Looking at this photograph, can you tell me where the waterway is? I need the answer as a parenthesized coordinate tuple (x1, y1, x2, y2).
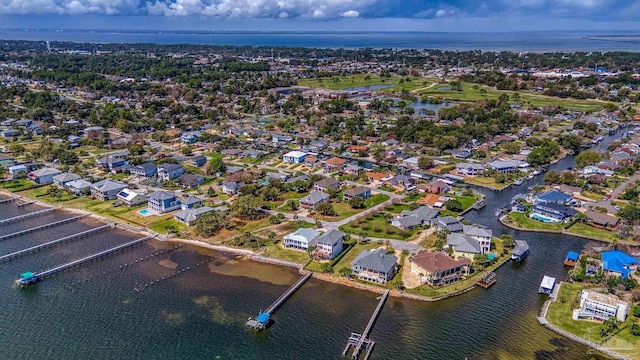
(0, 129, 626, 360)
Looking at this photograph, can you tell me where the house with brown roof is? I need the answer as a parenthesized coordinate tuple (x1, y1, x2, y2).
(584, 210, 620, 229)
(366, 172, 390, 182)
(421, 180, 450, 194)
(304, 156, 319, 165)
(324, 157, 346, 169)
(409, 251, 471, 286)
(417, 193, 445, 208)
(347, 145, 368, 153)
(313, 177, 340, 192)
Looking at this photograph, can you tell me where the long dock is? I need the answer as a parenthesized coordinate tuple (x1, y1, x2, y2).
(342, 290, 389, 360)
(18, 235, 155, 285)
(0, 207, 58, 226)
(0, 214, 88, 241)
(0, 197, 16, 204)
(0, 224, 113, 262)
(246, 272, 312, 330)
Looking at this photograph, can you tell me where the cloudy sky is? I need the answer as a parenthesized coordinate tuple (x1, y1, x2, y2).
(0, 0, 638, 31)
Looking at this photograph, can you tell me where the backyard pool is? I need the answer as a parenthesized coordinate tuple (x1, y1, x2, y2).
(137, 208, 151, 217)
(530, 214, 553, 223)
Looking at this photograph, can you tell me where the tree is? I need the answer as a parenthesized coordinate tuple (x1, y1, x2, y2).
(317, 202, 337, 216)
(320, 263, 334, 273)
(206, 154, 225, 175)
(445, 199, 463, 212)
(600, 317, 618, 338)
(501, 234, 514, 248)
(349, 196, 366, 209)
(288, 200, 298, 211)
(544, 170, 562, 185)
(207, 187, 216, 197)
(575, 150, 601, 169)
(268, 215, 281, 224)
(418, 156, 434, 170)
(55, 150, 79, 166)
(194, 212, 228, 237)
(181, 146, 192, 155)
(502, 142, 521, 155)
(232, 195, 265, 220)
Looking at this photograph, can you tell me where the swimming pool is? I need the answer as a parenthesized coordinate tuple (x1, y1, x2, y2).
(530, 214, 553, 223)
(137, 208, 151, 217)
(487, 253, 497, 262)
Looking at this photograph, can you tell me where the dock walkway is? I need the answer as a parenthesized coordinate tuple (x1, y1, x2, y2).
(342, 290, 389, 360)
(0, 207, 59, 226)
(0, 214, 88, 241)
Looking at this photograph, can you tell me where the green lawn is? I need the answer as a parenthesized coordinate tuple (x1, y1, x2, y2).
(453, 195, 478, 211)
(566, 223, 619, 242)
(384, 203, 413, 214)
(317, 201, 363, 221)
(339, 212, 418, 240)
(260, 244, 311, 265)
(147, 218, 188, 234)
(364, 193, 390, 207)
(464, 176, 510, 190)
(418, 81, 609, 112)
(0, 178, 38, 191)
(332, 242, 382, 273)
(547, 283, 640, 359)
(18, 185, 77, 202)
(506, 212, 566, 231)
(297, 74, 437, 92)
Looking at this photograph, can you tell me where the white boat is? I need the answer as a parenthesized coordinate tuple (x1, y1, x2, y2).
(514, 179, 524, 186)
(532, 170, 541, 176)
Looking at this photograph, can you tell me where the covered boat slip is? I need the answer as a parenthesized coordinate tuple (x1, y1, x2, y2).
(511, 240, 529, 262)
(539, 275, 556, 295)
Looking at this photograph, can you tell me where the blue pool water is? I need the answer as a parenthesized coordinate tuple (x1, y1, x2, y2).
(531, 214, 553, 223)
(137, 208, 151, 217)
(487, 253, 497, 261)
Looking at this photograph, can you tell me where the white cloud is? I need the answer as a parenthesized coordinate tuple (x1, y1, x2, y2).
(341, 10, 359, 17)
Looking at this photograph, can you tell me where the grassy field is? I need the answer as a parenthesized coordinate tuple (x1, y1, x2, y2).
(566, 223, 619, 242)
(418, 81, 610, 112)
(339, 212, 417, 240)
(297, 74, 437, 92)
(364, 193, 390, 207)
(453, 195, 478, 210)
(384, 203, 413, 214)
(0, 178, 39, 192)
(464, 176, 511, 190)
(260, 244, 311, 265)
(547, 283, 640, 359)
(316, 201, 363, 221)
(507, 212, 566, 231)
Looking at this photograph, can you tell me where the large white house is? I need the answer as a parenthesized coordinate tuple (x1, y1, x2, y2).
(283, 228, 321, 251)
(283, 151, 307, 164)
(573, 290, 629, 322)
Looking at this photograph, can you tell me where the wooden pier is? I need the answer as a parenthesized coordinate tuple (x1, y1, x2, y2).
(0, 197, 16, 205)
(0, 214, 89, 241)
(477, 272, 497, 289)
(0, 207, 59, 227)
(246, 272, 312, 330)
(17, 235, 154, 286)
(0, 224, 113, 262)
(342, 290, 389, 360)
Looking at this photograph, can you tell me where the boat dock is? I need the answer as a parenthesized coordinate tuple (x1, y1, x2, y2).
(477, 272, 496, 289)
(0, 214, 89, 241)
(472, 198, 487, 210)
(0, 197, 16, 205)
(0, 224, 113, 262)
(0, 207, 59, 227)
(511, 240, 530, 263)
(17, 235, 154, 286)
(342, 290, 389, 360)
(246, 272, 312, 330)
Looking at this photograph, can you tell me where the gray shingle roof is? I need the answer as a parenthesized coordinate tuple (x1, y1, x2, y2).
(352, 249, 398, 274)
(447, 233, 481, 254)
(91, 179, 126, 192)
(462, 225, 492, 238)
(300, 191, 330, 205)
(315, 229, 344, 246)
(149, 191, 176, 201)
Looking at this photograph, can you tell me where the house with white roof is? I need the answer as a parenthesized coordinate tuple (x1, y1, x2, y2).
(283, 228, 321, 252)
(283, 150, 307, 164)
(573, 290, 628, 322)
(28, 167, 61, 184)
(117, 188, 148, 207)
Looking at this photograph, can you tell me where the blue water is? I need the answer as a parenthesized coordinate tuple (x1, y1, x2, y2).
(1, 30, 640, 51)
(137, 208, 151, 217)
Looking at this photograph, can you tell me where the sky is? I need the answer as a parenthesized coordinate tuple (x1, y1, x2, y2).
(0, 0, 639, 32)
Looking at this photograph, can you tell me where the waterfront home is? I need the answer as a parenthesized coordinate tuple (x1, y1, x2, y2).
(391, 206, 439, 231)
(456, 162, 485, 176)
(343, 186, 372, 201)
(512, 240, 530, 262)
(433, 216, 463, 233)
(539, 275, 556, 295)
(299, 191, 330, 211)
(446, 233, 482, 259)
(130, 163, 157, 177)
(573, 290, 628, 322)
(409, 251, 471, 286)
(487, 160, 523, 173)
(189, 155, 207, 167)
(180, 195, 203, 210)
(283, 228, 321, 252)
(96, 156, 126, 170)
(602, 250, 639, 279)
(312, 229, 344, 260)
(28, 167, 61, 184)
(148, 191, 181, 214)
(8, 164, 27, 177)
(65, 179, 92, 195)
(584, 210, 619, 229)
(283, 150, 307, 164)
(462, 225, 492, 254)
(91, 179, 126, 201)
(423, 180, 450, 194)
(157, 163, 184, 181)
(417, 193, 444, 208)
(116, 188, 148, 207)
(530, 203, 577, 223)
(52, 172, 81, 187)
(222, 181, 243, 195)
(174, 206, 217, 226)
(313, 177, 340, 192)
(351, 248, 398, 284)
(535, 190, 573, 205)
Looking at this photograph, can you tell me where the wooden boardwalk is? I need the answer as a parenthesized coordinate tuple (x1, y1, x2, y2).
(0, 214, 89, 241)
(342, 290, 389, 360)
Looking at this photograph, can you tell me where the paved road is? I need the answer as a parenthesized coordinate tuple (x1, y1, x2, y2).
(584, 172, 640, 214)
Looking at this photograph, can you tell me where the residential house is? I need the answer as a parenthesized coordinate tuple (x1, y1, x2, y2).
(351, 249, 398, 284)
(384, 175, 415, 190)
(8, 164, 27, 178)
(344, 164, 362, 176)
(602, 251, 639, 279)
(449, 149, 473, 159)
(343, 186, 372, 201)
(116, 188, 148, 207)
(536, 190, 573, 205)
(456, 163, 484, 176)
(530, 203, 577, 222)
(96, 156, 126, 170)
(410, 251, 471, 286)
(91, 179, 126, 201)
(177, 173, 205, 188)
(313, 177, 340, 192)
(446, 233, 482, 259)
(28, 167, 61, 184)
(366, 172, 391, 183)
(422, 180, 450, 194)
(52, 172, 80, 187)
(189, 155, 207, 167)
(573, 290, 629, 322)
(391, 206, 439, 231)
(148, 191, 181, 214)
(1, 129, 20, 138)
(417, 193, 445, 208)
(180, 130, 202, 144)
(300, 191, 330, 210)
(173, 206, 228, 226)
(130, 163, 157, 178)
(585, 210, 620, 229)
(487, 160, 522, 173)
(283, 228, 321, 251)
(0, 153, 14, 167)
(402, 156, 420, 169)
(157, 164, 184, 181)
(462, 225, 492, 254)
(433, 216, 463, 232)
(312, 229, 344, 260)
(180, 196, 203, 210)
(283, 151, 307, 164)
(66, 179, 92, 195)
(324, 157, 346, 169)
(222, 182, 243, 195)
